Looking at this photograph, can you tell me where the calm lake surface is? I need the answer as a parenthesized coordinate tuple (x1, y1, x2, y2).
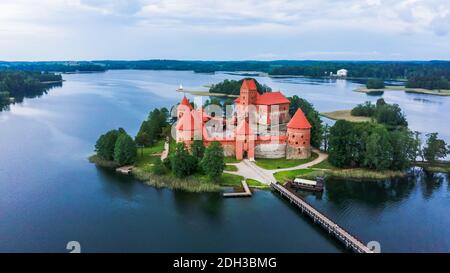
(0, 70, 449, 252)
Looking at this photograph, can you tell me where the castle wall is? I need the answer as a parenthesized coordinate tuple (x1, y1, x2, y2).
(255, 143, 286, 158)
(223, 143, 236, 157)
(286, 145, 311, 159)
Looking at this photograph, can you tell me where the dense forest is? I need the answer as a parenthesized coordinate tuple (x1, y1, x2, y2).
(0, 70, 62, 109)
(2, 60, 450, 82)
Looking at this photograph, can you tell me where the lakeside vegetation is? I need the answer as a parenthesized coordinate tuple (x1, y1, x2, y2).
(0, 70, 62, 110)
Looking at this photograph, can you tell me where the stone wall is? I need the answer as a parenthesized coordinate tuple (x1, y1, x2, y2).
(255, 143, 286, 158)
(286, 145, 311, 159)
(223, 143, 236, 157)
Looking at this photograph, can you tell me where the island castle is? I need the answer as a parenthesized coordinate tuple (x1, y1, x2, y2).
(176, 79, 311, 160)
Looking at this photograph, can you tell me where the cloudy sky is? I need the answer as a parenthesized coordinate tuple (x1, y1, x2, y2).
(1, 0, 449, 61)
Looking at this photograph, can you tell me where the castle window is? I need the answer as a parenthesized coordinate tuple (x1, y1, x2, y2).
(303, 142, 306, 145)
(301, 135, 304, 139)
(296, 141, 298, 145)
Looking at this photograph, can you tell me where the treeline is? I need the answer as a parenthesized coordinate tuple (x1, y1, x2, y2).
(406, 76, 450, 90)
(269, 61, 450, 80)
(0, 70, 62, 109)
(209, 78, 271, 95)
(0, 62, 106, 73)
(328, 121, 449, 171)
(351, 99, 408, 129)
(3, 60, 450, 80)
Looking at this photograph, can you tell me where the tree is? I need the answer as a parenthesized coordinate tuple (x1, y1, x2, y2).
(389, 129, 416, 170)
(171, 143, 197, 178)
(423, 133, 449, 162)
(136, 108, 170, 146)
(95, 129, 120, 161)
(351, 101, 376, 117)
(375, 104, 408, 128)
(191, 140, 205, 161)
(135, 131, 151, 156)
(289, 95, 323, 148)
(363, 127, 393, 170)
(113, 132, 137, 166)
(201, 141, 225, 181)
(366, 78, 385, 89)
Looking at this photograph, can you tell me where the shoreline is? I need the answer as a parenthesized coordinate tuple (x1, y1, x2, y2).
(354, 85, 450, 96)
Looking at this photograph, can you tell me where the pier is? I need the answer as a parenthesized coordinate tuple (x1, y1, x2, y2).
(223, 180, 252, 198)
(271, 182, 372, 253)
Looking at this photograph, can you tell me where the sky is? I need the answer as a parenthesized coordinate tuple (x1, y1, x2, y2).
(0, 0, 449, 61)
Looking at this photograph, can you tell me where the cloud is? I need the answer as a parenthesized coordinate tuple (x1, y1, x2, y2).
(0, 0, 449, 60)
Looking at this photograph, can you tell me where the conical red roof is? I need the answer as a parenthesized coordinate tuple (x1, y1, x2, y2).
(287, 109, 311, 129)
(241, 79, 257, 90)
(180, 96, 193, 109)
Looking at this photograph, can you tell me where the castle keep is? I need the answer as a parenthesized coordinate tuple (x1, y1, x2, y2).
(176, 79, 311, 160)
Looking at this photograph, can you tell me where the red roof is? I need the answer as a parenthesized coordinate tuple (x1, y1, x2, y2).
(256, 92, 289, 105)
(180, 96, 193, 109)
(287, 109, 312, 129)
(241, 79, 257, 90)
(235, 92, 289, 105)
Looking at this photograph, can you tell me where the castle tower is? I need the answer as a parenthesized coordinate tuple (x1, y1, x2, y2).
(235, 119, 255, 161)
(239, 79, 258, 106)
(177, 96, 192, 119)
(286, 109, 312, 159)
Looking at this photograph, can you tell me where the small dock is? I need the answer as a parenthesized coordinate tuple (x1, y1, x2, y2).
(271, 182, 372, 253)
(223, 180, 252, 198)
(115, 165, 134, 174)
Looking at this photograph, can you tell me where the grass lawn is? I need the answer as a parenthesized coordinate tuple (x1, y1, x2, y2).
(320, 110, 372, 122)
(273, 169, 315, 182)
(217, 173, 244, 187)
(255, 152, 318, 170)
(246, 179, 269, 188)
(309, 159, 336, 170)
(224, 164, 238, 171)
(224, 156, 240, 164)
(135, 140, 165, 168)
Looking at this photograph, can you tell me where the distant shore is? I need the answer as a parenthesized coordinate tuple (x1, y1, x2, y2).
(354, 85, 450, 96)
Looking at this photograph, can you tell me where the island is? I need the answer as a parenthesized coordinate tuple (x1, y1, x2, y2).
(90, 79, 450, 194)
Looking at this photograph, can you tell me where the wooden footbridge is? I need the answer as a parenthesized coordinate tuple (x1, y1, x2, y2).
(271, 182, 372, 253)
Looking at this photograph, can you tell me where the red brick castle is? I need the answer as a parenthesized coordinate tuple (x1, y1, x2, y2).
(176, 79, 311, 160)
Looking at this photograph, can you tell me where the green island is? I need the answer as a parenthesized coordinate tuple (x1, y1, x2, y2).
(90, 79, 450, 193)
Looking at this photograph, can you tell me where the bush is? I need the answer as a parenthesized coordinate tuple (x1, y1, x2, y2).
(351, 101, 376, 117)
(152, 158, 167, 175)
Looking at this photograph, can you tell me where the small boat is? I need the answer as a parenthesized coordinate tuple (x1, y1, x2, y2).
(288, 177, 324, 192)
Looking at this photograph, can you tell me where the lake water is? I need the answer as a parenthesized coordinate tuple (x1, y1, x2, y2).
(0, 70, 449, 252)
